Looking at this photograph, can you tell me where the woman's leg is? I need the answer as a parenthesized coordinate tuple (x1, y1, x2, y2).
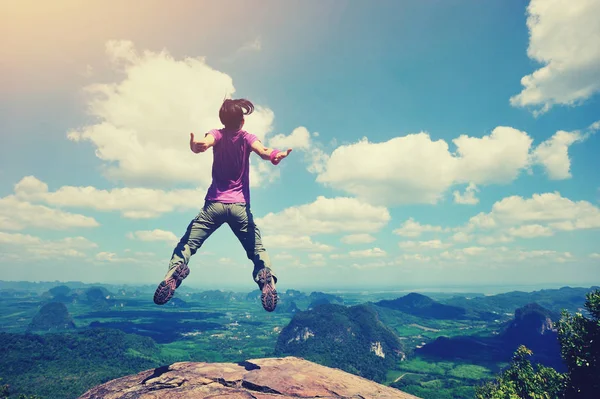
(227, 203, 278, 312)
(168, 201, 226, 268)
(226, 203, 276, 283)
(154, 201, 225, 305)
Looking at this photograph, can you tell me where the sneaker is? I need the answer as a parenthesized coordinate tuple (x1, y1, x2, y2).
(256, 268, 278, 312)
(153, 262, 190, 305)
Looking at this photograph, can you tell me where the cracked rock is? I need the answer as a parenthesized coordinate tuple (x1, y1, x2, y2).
(78, 356, 420, 399)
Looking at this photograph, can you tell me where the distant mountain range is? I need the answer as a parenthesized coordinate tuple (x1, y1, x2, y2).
(442, 286, 599, 315)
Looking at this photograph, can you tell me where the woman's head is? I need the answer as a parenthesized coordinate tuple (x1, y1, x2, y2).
(219, 98, 254, 129)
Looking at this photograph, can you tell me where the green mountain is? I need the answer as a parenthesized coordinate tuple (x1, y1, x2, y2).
(28, 302, 76, 332)
(274, 303, 404, 382)
(42, 285, 75, 303)
(416, 302, 563, 370)
(375, 292, 469, 320)
(0, 328, 160, 399)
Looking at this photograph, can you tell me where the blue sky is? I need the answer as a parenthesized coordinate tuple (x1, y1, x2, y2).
(1, 0, 599, 292)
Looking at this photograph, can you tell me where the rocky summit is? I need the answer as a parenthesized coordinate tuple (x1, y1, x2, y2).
(78, 356, 420, 399)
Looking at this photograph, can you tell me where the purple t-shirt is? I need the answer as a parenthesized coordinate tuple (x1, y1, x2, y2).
(204, 128, 259, 204)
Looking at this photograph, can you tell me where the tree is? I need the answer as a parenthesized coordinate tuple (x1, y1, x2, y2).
(477, 289, 600, 399)
(475, 345, 565, 399)
(556, 289, 600, 398)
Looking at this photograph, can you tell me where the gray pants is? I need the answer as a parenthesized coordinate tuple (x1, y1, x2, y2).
(169, 201, 275, 284)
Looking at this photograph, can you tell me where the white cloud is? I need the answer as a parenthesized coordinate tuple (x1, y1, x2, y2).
(262, 235, 334, 252)
(96, 252, 118, 262)
(399, 240, 452, 251)
(452, 232, 472, 243)
(256, 196, 390, 236)
(532, 130, 586, 179)
(95, 251, 146, 264)
(510, 0, 600, 114)
(14, 176, 205, 219)
(452, 127, 533, 185)
(459, 192, 600, 244)
(453, 183, 480, 205)
(477, 235, 514, 246)
(267, 126, 330, 174)
(67, 40, 275, 187)
(348, 247, 387, 258)
(0, 195, 99, 231)
(316, 127, 534, 205)
(480, 192, 600, 228)
(441, 246, 487, 261)
(316, 133, 456, 205)
(508, 224, 554, 238)
(340, 234, 376, 244)
(393, 218, 446, 237)
(268, 126, 311, 150)
(468, 212, 497, 229)
(127, 229, 178, 243)
(590, 253, 600, 259)
(0, 232, 97, 260)
(399, 254, 432, 262)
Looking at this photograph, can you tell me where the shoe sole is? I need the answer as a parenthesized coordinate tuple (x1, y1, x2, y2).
(258, 268, 278, 312)
(153, 263, 190, 305)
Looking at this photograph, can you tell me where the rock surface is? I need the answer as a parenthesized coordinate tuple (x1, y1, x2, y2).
(79, 356, 420, 399)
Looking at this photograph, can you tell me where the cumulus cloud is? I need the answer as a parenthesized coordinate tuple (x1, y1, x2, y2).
(0, 195, 99, 231)
(267, 126, 330, 174)
(477, 235, 514, 246)
(340, 234, 376, 244)
(67, 40, 276, 187)
(532, 130, 587, 179)
(452, 232, 473, 243)
(14, 176, 205, 219)
(476, 192, 600, 228)
(393, 218, 446, 238)
(462, 192, 600, 241)
(313, 123, 591, 206)
(510, 0, 600, 114)
(404, 191, 600, 247)
(0, 232, 97, 260)
(127, 229, 178, 243)
(508, 224, 554, 238)
(453, 183, 480, 205)
(590, 253, 600, 259)
(256, 196, 390, 236)
(268, 127, 311, 150)
(315, 127, 535, 205)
